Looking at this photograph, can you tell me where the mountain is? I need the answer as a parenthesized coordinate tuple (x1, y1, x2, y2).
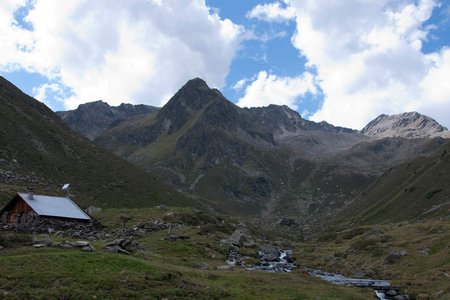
(94, 78, 281, 214)
(53, 77, 448, 226)
(70, 78, 444, 225)
(57, 101, 158, 140)
(360, 112, 447, 138)
(244, 105, 356, 139)
(0, 76, 194, 209)
(339, 140, 450, 225)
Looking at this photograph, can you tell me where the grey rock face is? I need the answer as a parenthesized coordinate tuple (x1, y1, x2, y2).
(57, 100, 159, 140)
(361, 112, 447, 138)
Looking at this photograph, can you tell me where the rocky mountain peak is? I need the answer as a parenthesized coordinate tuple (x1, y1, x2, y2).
(361, 111, 447, 138)
(77, 100, 110, 110)
(57, 100, 158, 140)
(162, 77, 223, 111)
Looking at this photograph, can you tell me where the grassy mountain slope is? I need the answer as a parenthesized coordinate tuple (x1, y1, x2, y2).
(0, 76, 195, 209)
(340, 140, 450, 225)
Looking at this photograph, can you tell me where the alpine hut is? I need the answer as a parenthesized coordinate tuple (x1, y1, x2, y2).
(0, 192, 91, 224)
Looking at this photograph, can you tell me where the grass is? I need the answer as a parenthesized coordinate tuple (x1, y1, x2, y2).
(0, 207, 373, 299)
(0, 248, 372, 300)
(295, 219, 450, 297)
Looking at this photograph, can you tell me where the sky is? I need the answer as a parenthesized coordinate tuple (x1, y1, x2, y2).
(1, 0, 450, 130)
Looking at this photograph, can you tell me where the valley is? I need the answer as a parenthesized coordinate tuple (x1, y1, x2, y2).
(0, 76, 449, 299)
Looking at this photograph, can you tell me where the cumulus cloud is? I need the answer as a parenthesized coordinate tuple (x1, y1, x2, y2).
(236, 71, 317, 110)
(247, 1, 296, 23)
(288, 0, 450, 129)
(0, 0, 242, 109)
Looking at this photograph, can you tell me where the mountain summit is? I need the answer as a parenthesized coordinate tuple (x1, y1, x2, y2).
(57, 100, 158, 140)
(361, 112, 447, 138)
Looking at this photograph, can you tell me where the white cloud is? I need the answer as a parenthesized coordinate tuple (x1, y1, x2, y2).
(247, 1, 296, 23)
(32, 82, 69, 105)
(288, 0, 450, 129)
(236, 71, 317, 110)
(232, 79, 248, 92)
(0, 0, 242, 109)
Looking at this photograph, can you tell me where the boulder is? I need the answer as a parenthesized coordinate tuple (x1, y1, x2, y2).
(75, 240, 90, 247)
(386, 289, 398, 296)
(228, 226, 255, 247)
(59, 243, 74, 249)
(259, 244, 280, 262)
(82, 245, 95, 252)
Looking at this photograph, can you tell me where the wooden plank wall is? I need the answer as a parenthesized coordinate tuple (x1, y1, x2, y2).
(7, 197, 33, 223)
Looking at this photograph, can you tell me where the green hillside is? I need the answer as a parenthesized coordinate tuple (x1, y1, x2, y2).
(339, 141, 450, 225)
(0, 76, 196, 209)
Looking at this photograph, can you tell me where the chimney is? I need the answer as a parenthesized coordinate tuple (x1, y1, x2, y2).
(28, 192, 33, 200)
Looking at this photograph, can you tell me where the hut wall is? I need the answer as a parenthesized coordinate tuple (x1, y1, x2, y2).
(6, 198, 33, 223)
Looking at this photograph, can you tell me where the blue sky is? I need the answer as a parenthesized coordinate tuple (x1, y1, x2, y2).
(1, 0, 449, 129)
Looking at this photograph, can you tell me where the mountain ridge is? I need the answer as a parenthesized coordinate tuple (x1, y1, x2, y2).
(62, 77, 449, 224)
(0, 75, 195, 209)
(57, 100, 159, 140)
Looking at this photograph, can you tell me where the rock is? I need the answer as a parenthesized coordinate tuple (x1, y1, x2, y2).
(0, 245, 4, 250)
(59, 243, 74, 249)
(226, 249, 242, 266)
(117, 247, 130, 255)
(259, 244, 280, 262)
(433, 290, 444, 298)
(75, 240, 90, 247)
(192, 262, 209, 270)
(82, 245, 95, 252)
(386, 289, 398, 296)
(47, 227, 55, 234)
(281, 249, 295, 263)
(33, 243, 45, 248)
(228, 227, 255, 248)
(276, 218, 297, 227)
